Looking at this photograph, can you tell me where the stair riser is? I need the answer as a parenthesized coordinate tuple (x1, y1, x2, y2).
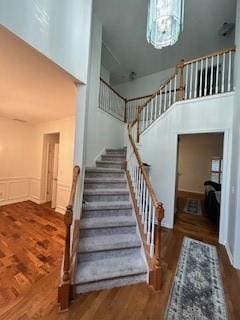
(101, 155, 126, 162)
(75, 273, 146, 294)
(84, 182, 127, 189)
(84, 194, 129, 202)
(105, 153, 126, 157)
(85, 171, 125, 179)
(82, 208, 132, 218)
(105, 149, 126, 155)
(96, 162, 123, 169)
(78, 247, 140, 263)
(80, 226, 136, 237)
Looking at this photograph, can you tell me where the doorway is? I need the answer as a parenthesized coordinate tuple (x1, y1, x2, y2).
(174, 132, 224, 243)
(42, 133, 60, 209)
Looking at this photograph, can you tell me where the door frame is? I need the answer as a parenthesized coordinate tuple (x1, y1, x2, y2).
(172, 128, 231, 245)
(51, 143, 59, 208)
(45, 143, 55, 202)
(41, 133, 60, 204)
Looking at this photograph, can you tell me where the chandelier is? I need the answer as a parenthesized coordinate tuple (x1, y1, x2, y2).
(147, 0, 184, 49)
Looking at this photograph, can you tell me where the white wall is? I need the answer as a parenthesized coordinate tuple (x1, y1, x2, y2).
(32, 117, 75, 213)
(0, 118, 35, 205)
(0, 117, 75, 213)
(100, 65, 110, 83)
(115, 67, 175, 99)
(228, 0, 240, 268)
(139, 94, 234, 242)
(85, 15, 125, 166)
(178, 134, 223, 194)
(0, 0, 93, 83)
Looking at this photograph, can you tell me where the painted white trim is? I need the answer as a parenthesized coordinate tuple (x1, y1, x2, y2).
(0, 177, 41, 206)
(55, 206, 66, 215)
(93, 147, 106, 165)
(161, 220, 172, 229)
(225, 243, 234, 266)
(0, 176, 71, 210)
(0, 197, 30, 206)
(170, 129, 230, 246)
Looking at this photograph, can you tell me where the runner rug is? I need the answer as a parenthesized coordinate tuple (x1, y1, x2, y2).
(165, 237, 228, 320)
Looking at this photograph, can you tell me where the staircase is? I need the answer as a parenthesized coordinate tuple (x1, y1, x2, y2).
(75, 148, 147, 293)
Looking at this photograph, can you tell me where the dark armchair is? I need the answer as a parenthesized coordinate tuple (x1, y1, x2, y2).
(204, 181, 221, 225)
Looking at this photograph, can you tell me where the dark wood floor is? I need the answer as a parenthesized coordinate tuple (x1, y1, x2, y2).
(175, 191, 219, 243)
(0, 201, 240, 320)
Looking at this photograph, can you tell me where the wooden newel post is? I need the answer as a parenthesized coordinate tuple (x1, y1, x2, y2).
(153, 203, 164, 291)
(177, 59, 185, 101)
(137, 106, 140, 143)
(59, 205, 73, 310)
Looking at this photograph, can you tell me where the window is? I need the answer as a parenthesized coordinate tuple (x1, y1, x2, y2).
(211, 158, 223, 184)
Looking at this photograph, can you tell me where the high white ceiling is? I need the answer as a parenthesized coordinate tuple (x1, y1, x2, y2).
(94, 0, 236, 84)
(0, 26, 76, 124)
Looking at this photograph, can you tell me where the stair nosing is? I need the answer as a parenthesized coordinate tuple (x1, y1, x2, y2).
(96, 160, 123, 164)
(75, 255, 147, 284)
(78, 234, 141, 253)
(85, 167, 124, 172)
(84, 188, 129, 195)
(83, 201, 132, 211)
(80, 216, 136, 229)
(84, 178, 126, 183)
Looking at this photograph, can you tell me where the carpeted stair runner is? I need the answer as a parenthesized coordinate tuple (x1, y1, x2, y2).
(75, 148, 147, 293)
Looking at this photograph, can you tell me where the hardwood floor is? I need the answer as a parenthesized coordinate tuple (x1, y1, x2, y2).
(0, 201, 240, 320)
(0, 201, 65, 319)
(175, 191, 218, 243)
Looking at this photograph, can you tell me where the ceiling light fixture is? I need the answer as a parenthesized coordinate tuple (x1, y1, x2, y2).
(147, 0, 184, 49)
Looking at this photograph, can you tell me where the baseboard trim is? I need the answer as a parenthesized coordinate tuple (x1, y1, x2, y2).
(0, 197, 29, 206)
(225, 243, 234, 266)
(93, 147, 106, 166)
(225, 243, 240, 269)
(161, 220, 172, 229)
(55, 207, 65, 215)
(29, 197, 42, 205)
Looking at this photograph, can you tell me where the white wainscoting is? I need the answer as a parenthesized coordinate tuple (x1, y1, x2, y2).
(0, 177, 70, 214)
(55, 182, 71, 214)
(0, 177, 31, 206)
(29, 178, 41, 204)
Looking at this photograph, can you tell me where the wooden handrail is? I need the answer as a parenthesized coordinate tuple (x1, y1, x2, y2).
(126, 93, 153, 102)
(58, 165, 80, 311)
(183, 46, 236, 66)
(68, 166, 81, 209)
(128, 124, 163, 215)
(100, 77, 127, 102)
(139, 73, 177, 113)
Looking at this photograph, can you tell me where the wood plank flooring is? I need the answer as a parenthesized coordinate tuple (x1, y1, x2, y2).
(175, 191, 218, 243)
(0, 201, 65, 319)
(0, 201, 240, 320)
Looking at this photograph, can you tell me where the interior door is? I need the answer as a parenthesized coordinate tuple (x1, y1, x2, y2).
(46, 143, 54, 202)
(51, 143, 59, 208)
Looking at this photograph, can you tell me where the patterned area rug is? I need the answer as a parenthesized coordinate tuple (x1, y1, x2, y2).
(184, 198, 202, 215)
(165, 237, 228, 320)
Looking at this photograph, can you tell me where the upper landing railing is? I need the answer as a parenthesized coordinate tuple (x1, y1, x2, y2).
(99, 47, 235, 130)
